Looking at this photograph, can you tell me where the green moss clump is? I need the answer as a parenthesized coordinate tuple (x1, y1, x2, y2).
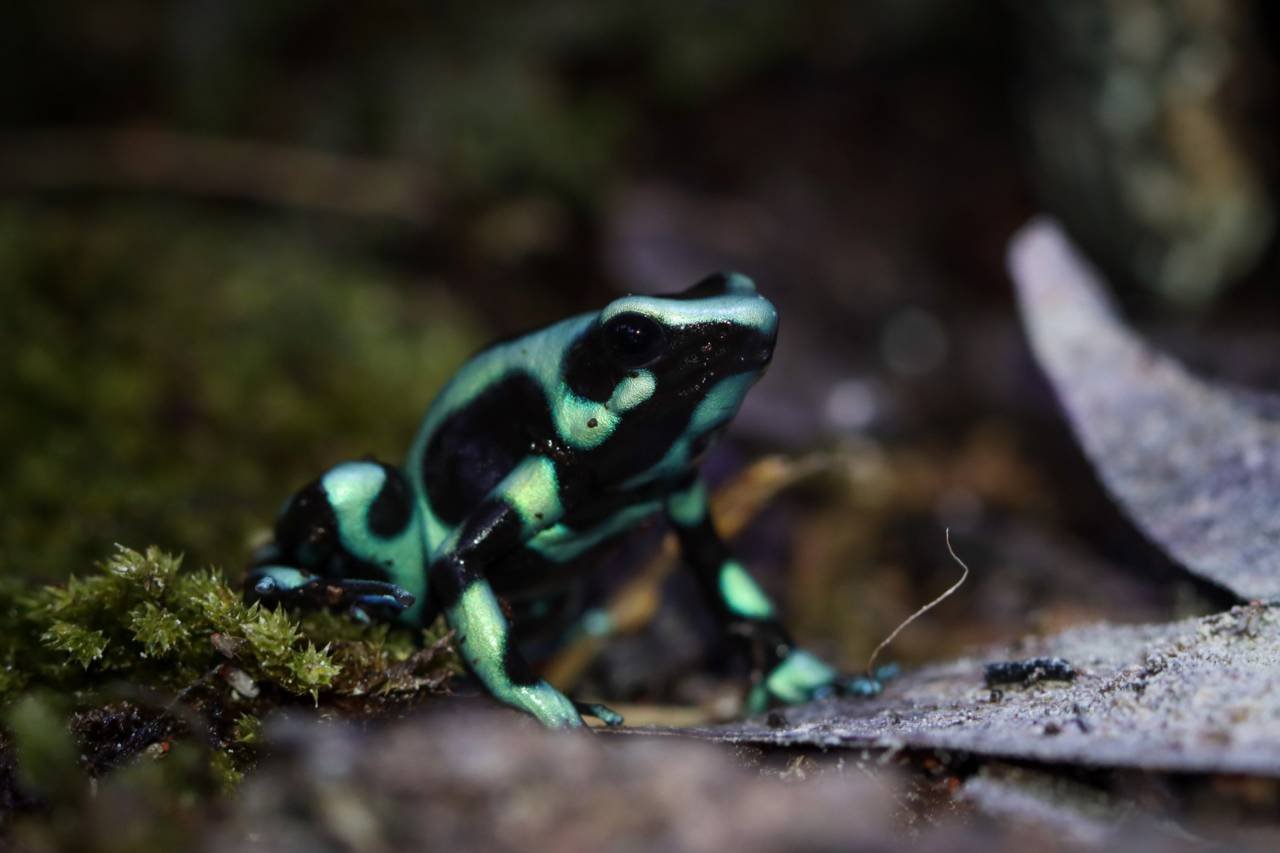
(11, 546, 319, 700)
(0, 544, 458, 706)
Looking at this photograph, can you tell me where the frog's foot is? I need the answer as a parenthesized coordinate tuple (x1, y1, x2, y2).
(746, 651, 898, 715)
(500, 680, 589, 729)
(835, 662, 899, 698)
(574, 701, 625, 728)
(247, 565, 415, 616)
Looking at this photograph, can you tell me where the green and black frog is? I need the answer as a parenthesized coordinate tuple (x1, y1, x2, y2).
(248, 273, 881, 727)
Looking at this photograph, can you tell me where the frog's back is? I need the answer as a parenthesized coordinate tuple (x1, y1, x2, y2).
(406, 314, 594, 555)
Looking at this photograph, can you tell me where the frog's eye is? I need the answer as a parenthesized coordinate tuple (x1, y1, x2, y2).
(602, 312, 667, 368)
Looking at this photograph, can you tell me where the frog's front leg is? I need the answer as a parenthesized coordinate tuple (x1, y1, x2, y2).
(247, 564, 416, 618)
(431, 456, 621, 729)
(666, 476, 881, 713)
(246, 461, 423, 623)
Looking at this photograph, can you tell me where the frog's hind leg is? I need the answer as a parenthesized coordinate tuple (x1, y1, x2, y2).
(665, 474, 874, 713)
(247, 460, 425, 624)
(426, 455, 629, 728)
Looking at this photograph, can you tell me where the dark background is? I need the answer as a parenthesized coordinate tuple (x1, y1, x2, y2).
(3, 0, 1278, 685)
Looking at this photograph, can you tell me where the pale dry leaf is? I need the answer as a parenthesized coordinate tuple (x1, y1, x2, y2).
(1008, 218, 1280, 600)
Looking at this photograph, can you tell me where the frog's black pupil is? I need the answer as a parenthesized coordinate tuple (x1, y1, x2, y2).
(614, 321, 650, 353)
(604, 313, 664, 366)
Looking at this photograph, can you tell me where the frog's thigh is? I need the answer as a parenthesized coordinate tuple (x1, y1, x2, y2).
(434, 552, 581, 726)
(438, 562, 540, 689)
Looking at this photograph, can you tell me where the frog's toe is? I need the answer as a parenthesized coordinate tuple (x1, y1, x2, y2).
(247, 565, 315, 601)
(246, 568, 414, 622)
(575, 701, 625, 727)
(838, 675, 883, 698)
(253, 576, 279, 596)
(835, 663, 899, 698)
(304, 573, 414, 607)
(872, 662, 901, 683)
(810, 682, 838, 701)
(332, 578, 416, 611)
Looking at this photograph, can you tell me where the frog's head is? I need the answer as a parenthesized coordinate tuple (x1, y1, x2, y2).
(598, 270, 776, 378)
(562, 272, 777, 474)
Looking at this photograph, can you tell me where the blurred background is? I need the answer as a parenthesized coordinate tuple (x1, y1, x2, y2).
(3, 0, 1278, 705)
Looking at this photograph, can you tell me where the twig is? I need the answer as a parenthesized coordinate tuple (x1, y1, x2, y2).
(865, 528, 970, 676)
(0, 127, 435, 223)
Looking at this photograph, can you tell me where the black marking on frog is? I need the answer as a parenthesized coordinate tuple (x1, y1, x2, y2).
(422, 373, 552, 526)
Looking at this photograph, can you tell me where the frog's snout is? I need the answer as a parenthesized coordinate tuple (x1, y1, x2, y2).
(752, 338, 775, 369)
(746, 320, 777, 369)
(732, 288, 776, 372)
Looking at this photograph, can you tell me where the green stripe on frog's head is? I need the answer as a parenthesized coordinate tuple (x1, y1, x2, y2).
(598, 272, 778, 343)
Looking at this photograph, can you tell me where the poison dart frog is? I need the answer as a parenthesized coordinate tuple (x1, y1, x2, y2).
(248, 273, 880, 727)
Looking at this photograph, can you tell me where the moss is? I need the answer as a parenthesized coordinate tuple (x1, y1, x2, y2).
(1, 544, 460, 703)
(230, 713, 261, 746)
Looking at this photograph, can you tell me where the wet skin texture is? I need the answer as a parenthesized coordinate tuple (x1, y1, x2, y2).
(248, 273, 879, 727)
